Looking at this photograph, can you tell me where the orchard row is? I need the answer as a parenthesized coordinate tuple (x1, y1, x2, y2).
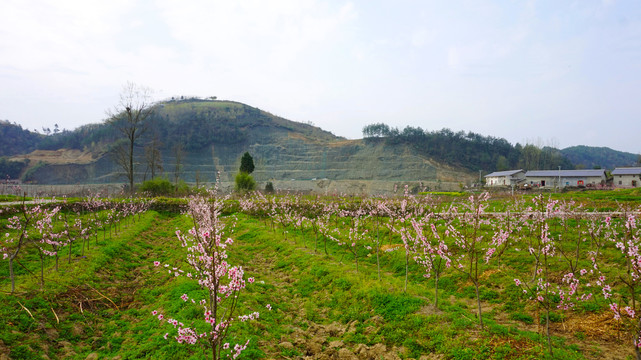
(2, 190, 640, 358)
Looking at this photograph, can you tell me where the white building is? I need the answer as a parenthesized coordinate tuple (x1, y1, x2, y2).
(525, 169, 606, 189)
(484, 170, 526, 187)
(612, 167, 641, 188)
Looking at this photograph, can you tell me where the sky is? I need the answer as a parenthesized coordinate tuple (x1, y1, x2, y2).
(1, 0, 640, 153)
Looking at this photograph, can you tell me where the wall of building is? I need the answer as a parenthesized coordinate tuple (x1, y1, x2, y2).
(525, 176, 604, 188)
(486, 176, 509, 186)
(614, 174, 641, 188)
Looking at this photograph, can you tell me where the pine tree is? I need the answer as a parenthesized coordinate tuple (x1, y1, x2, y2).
(240, 152, 255, 174)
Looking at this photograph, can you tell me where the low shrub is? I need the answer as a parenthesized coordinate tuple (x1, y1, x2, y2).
(235, 172, 256, 192)
(139, 178, 175, 196)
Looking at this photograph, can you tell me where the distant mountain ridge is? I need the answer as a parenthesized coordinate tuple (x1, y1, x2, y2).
(560, 145, 640, 170)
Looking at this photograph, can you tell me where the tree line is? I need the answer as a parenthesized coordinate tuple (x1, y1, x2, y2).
(362, 123, 574, 173)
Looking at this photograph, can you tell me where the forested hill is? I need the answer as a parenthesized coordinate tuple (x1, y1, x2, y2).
(0, 99, 340, 155)
(362, 123, 574, 172)
(146, 99, 339, 150)
(560, 145, 640, 170)
(0, 120, 42, 156)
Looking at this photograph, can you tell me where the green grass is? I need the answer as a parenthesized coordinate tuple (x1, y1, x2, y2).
(0, 195, 31, 202)
(0, 194, 638, 359)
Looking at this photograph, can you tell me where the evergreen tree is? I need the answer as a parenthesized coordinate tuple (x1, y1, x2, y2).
(240, 152, 255, 174)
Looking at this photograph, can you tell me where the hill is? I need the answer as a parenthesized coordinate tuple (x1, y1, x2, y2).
(2, 99, 475, 192)
(0, 120, 42, 156)
(362, 124, 575, 172)
(561, 145, 640, 170)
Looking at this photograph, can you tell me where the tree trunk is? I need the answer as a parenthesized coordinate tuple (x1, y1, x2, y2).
(40, 254, 45, 290)
(314, 231, 318, 253)
(434, 272, 439, 309)
(129, 137, 135, 194)
(9, 258, 15, 293)
(546, 307, 553, 356)
(475, 282, 484, 329)
(376, 221, 381, 281)
(324, 236, 328, 255)
(404, 251, 409, 292)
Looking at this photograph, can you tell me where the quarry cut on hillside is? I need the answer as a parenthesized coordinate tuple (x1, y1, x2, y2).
(11, 149, 99, 165)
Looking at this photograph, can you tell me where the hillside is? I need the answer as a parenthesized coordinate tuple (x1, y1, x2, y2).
(0, 120, 42, 156)
(561, 145, 640, 170)
(1, 99, 475, 192)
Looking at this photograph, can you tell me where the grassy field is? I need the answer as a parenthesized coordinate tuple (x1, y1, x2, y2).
(1, 191, 640, 359)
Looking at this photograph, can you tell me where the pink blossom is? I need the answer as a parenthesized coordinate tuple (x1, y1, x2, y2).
(610, 303, 620, 320)
(625, 306, 636, 318)
(579, 269, 588, 276)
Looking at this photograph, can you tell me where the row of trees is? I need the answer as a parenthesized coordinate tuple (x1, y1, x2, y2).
(1, 196, 151, 292)
(4, 187, 641, 358)
(153, 190, 261, 359)
(362, 123, 574, 172)
(1, 190, 263, 359)
(237, 190, 641, 358)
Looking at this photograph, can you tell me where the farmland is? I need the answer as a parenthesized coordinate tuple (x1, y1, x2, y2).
(1, 189, 641, 359)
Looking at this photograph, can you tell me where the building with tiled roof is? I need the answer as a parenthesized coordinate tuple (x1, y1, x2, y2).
(612, 167, 641, 188)
(524, 169, 606, 189)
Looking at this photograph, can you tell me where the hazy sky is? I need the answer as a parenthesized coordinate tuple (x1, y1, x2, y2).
(1, 0, 640, 153)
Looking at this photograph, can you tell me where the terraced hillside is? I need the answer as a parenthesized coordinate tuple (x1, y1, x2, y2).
(9, 99, 474, 193)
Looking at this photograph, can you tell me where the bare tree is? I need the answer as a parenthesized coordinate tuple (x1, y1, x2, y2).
(144, 134, 163, 180)
(173, 143, 184, 188)
(106, 82, 155, 194)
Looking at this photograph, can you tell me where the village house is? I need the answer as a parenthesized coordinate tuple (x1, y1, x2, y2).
(484, 169, 526, 187)
(524, 169, 606, 189)
(612, 167, 641, 188)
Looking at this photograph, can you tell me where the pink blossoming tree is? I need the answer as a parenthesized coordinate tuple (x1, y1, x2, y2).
(154, 193, 261, 359)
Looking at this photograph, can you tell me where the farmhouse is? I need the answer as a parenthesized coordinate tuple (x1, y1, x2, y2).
(524, 169, 606, 189)
(484, 169, 526, 187)
(612, 167, 641, 188)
